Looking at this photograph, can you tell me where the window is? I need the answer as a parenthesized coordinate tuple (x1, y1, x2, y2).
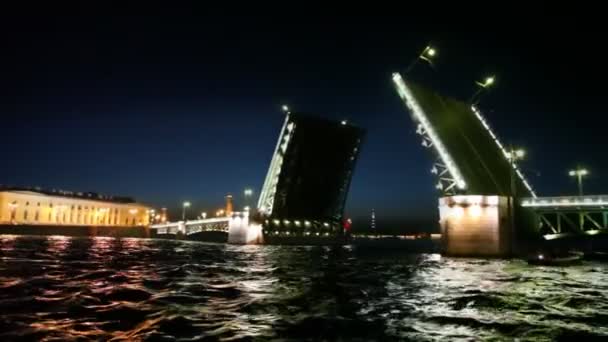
(23, 210, 28, 220)
(11, 211, 16, 221)
(34, 211, 39, 221)
(37, 202, 40, 207)
(26, 202, 29, 206)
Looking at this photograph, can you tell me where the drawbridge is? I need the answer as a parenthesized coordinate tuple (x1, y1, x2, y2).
(392, 72, 607, 239)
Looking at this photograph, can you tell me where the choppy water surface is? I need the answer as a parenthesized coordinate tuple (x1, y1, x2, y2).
(0, 235, 607, 341)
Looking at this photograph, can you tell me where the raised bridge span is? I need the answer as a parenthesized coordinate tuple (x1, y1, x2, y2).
(392, 72, 607, 242)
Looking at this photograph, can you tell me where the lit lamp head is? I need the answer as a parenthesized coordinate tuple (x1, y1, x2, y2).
(477, 75, 496, 88)
(423, 46, 437, 58)
(183, 201, 191, 208)
(569, 168, 589, 177)
(420, 46, 437, 62)
(281, 105, 289, 113)
(244, 189, 253, 197)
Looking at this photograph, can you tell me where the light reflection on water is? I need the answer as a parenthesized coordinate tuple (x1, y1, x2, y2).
(0, 235, 606, 341)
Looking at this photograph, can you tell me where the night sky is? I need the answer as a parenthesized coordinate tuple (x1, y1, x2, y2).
(2, 9, 606, 229)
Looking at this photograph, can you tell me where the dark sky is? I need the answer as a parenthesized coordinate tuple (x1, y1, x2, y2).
(1, 8, 606, 228)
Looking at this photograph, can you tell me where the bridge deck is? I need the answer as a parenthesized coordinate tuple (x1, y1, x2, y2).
(522, 195, 608, 210)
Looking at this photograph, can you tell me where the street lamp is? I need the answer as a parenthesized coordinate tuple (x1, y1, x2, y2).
(244, 188, 253, 210)
(282, 105, 290, 113)
(182, 201, 191, 221)
(471, 75, 496, 104)
(476, 76, 495, 88)
(569, 167, 589, 196)
(201, 212, 207, 219)
(507, 147, 525, 256)
(405, 44, 437, 73)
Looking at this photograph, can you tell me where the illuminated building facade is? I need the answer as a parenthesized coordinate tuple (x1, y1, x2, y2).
(0, 187, 151, 227)
(257, 113, 365, 240)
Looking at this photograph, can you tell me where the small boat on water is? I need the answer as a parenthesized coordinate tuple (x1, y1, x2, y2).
(527, 252, 583, 266)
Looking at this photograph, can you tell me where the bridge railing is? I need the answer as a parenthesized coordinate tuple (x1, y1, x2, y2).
(521, 195, 608, 208)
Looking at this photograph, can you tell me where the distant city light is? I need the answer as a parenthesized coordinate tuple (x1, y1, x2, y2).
(282, 105, 289, 112)
(341, 120, 348, 125)
(183, 201, 191, 208)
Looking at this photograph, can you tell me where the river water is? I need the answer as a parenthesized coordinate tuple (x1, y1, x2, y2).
(0, 235, 607, 341)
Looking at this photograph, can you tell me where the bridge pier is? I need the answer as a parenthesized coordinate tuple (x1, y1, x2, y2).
(439, 195, 513, 257)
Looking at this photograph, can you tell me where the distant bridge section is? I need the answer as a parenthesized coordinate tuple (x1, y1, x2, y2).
(522, 195, 608, 239)
(392, 72, 536, 198)
(150, 217, 230, 236)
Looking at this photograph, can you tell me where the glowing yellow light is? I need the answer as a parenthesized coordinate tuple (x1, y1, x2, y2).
(469, 204, 482, 218)
(129, 209, 138, 215)
(452, 206, 464, 219)
(426, 47, 436, 57)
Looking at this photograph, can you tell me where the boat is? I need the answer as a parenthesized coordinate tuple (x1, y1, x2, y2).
(527, 252, 582, 266)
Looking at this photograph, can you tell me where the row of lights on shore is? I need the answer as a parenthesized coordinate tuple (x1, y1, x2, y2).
(266, 231, 331, 236)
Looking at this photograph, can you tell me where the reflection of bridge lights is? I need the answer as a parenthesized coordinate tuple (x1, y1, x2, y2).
(294, 220, 301, 226)
(283, 219, 290, 225)
(323, 222, 329, 228)
(273, 219, 280, 226)
(304, 221, 311, 227)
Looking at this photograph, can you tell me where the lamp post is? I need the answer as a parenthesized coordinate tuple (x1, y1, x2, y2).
(470, 75, 495, 104)
(182, 201, 191, 221)
(244, 188, 253, 211)
(569, 167, 589, 196)
(506, 147, 525, 256)
(201, 212, 207, 220)
(405, 44, 437, 73)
